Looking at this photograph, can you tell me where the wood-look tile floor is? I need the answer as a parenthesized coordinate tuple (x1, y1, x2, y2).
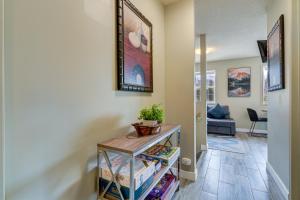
(173, 133, 285, 200)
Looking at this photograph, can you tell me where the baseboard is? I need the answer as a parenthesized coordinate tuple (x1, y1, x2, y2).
(180, 168, 198, 181)
(237, 128, 268, 134)
(266, 162, 289, 200)
(201, 144, 207, 151)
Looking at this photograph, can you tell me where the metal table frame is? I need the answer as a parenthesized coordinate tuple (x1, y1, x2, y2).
(97, 126, 181, 200)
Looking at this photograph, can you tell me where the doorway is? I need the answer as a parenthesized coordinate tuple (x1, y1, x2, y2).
(192, 0, 277, 199)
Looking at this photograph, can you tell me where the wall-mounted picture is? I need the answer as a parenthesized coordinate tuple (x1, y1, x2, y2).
(267, 15, 285, 92)
(228, 67, 251, 97)
(117, 0, 153, 92)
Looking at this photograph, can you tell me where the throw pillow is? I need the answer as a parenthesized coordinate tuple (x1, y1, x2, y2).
(207, 105, 213, 118)
(208, 104, 226, 119)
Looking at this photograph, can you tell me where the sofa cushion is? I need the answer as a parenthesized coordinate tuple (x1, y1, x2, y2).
(207, 118, 236, 135)
(208, 104, 227, 119)
(207, 118, 235, 126)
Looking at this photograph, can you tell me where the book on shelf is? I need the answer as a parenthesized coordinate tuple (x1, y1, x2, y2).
(100, 175, 154, 200)
(145, 173, 176, 200)
(137, 154, 162, 173)
(142, 145, 180, 166)
(100, 152, 156, 190)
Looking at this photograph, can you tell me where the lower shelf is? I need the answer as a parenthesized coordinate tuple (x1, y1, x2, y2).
(98, 149, 180, 200)
(137, 159, 179, 200)
(164, 181, 180, 200)
(99, 158, 180, 200)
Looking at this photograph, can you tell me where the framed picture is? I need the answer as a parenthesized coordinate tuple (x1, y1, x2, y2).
(267, 15, 285, 92)
(228, 67, 251, 97)
(116, 0, 153, 92)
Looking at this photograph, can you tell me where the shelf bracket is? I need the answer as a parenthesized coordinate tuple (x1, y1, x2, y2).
(100, 151, 128, 200)
(163, 135, 173, 147)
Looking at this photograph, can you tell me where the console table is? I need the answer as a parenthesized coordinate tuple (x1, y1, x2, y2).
(97, 124, 181, 200)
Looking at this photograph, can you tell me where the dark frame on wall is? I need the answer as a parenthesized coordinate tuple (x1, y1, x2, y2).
(116, 0, 153, 93)
(267, 15, 285, 92)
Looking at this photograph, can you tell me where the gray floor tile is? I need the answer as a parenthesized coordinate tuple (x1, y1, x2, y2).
(203, 168, 220, 195)
(252, 189, 272, 200)
(218, 182, 235, 200)
(174, 133, 281, 200)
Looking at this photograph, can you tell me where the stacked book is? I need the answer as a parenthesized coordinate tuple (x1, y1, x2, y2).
(141, 144, 180, 167)
(99, 153, 156, 200)
(146, 173, 176, 200)
(137, 154, 162, 173)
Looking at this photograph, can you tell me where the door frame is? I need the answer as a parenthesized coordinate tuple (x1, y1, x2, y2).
(199, 34, 208, 151)
(291, 0, 300, 199)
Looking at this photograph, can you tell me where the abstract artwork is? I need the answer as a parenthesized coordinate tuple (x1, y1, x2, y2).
(228, 67, 251, 97)
(117, 0, 153, 92)
(267, 15, 285, 92)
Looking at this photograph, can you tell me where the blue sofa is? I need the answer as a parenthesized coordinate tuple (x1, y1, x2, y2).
(207, 105, 236, 136)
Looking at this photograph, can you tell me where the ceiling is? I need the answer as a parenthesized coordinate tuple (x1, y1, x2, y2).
(195, 0, 268, 62)
(160, 0, 180, 5)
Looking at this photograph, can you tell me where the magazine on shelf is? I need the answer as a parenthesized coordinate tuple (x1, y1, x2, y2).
(137, 154, 162, 173)
(100, 152, 155, 189)
(142, 145, 180, 166)
(145, 173, 176, 200)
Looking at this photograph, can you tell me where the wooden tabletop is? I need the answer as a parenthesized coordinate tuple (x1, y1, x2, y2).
(98, 124, 181, 156)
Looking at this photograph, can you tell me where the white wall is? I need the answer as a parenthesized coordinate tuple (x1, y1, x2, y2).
(4, 0, 165, 199)
(267, 0, 292, 191)
(204, 57, 267, 131)
(0, 0, 4, 198)
(165, 0, 196, 173)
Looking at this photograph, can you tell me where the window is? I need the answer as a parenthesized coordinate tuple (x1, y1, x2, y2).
(195, 72, 201, 102)
(262, 63, 268, 105)
(206, 70, 216, 104)
(195, 70, 216, 104)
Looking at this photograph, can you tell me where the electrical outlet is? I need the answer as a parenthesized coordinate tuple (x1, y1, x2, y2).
(182, 157, 192, 166)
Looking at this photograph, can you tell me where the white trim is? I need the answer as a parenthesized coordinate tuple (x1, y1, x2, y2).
(180, 168, 198, 181)
(266, 162, 289, 200)
(236, 128, 268, 134)
(201, 144, 207, 151)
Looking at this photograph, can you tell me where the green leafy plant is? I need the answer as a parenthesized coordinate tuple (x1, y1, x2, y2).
(138, 104, 164, 123)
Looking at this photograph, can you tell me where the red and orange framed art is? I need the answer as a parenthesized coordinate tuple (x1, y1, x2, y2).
(116, 0, 153, 93)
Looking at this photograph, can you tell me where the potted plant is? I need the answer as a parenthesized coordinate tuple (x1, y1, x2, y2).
(133, 104, 164, 136)
(138, 104, 164, 125)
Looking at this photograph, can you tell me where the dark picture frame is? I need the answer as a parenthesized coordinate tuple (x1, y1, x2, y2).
(228, 67, 251, 97)
(116, 0, 153, 93)
(267, 15, 285, 92)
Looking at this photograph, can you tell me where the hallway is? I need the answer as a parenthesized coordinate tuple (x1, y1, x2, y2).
(174, 133, 285, 200)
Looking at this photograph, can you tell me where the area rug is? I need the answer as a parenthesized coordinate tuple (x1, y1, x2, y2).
(208, 134, 246, 154)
